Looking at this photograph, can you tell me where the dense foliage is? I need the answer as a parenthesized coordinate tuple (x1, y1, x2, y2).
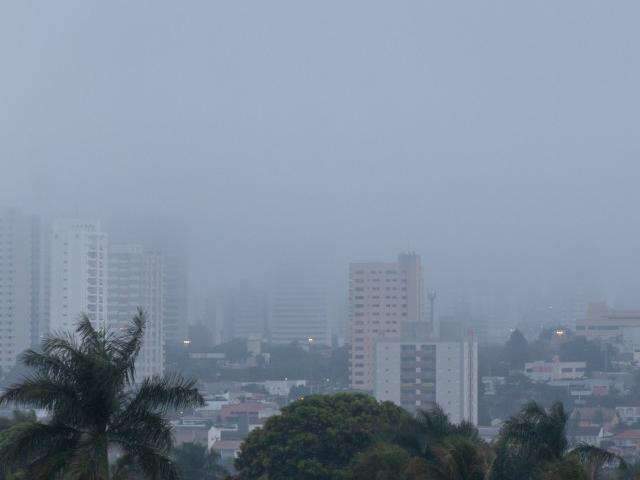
(172, 442, 227, 480)
(0, 310, 204, 479)
(233, 393, 491, 480)
(233, 394, 623, 480)
(234, 393, 417, 479)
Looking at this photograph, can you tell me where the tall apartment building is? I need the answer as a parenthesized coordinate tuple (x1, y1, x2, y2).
(226, 281, 267, 341)
(268, 268, 329, 345)
(105, 218, 189, 347)
(163, 249, 189, 346)
(0, 208, 46, 370)
(374, 338, 478, 424)
(108, 244, 164, 378)
(349, 253, 424, 391)
(49, 220, 108, 333)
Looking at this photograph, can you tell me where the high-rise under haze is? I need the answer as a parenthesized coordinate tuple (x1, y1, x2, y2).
(49, 220, 108, 333)
(108, 244, 165, 378)
(0, 208, 45, 370)
(348, 253, 424, 391)
(161, 249, 189, 347)
(268, 267, 329, 345)
(225, 281, 267, 341)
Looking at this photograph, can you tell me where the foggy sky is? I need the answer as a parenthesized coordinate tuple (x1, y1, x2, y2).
(2, 1, 640, 307)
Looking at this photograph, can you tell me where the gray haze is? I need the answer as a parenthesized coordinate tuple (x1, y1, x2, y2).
(2, 1, 640, 312)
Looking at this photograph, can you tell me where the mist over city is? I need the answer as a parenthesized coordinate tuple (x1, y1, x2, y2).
(2, 2, 640, 479)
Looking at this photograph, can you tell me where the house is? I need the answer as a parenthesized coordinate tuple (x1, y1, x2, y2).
(219, 401, 279, 423)
(569, 426, 602, 446)
(570, 407, 620, 429)
(171, 418, 209, 446)
(606, 429, 640, 459)
(211, 440, 243, 461)
(616, 406, 640, 426)
(524, 356, 586, 382)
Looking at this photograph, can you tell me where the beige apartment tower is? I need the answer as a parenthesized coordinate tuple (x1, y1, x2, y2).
(349, 253, 424, 391)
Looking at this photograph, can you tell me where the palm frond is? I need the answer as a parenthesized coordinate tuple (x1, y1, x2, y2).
(40, 333, 85, 365)
(128, 445, 181, 480)
(130, 372, 205, 413)
(0, 421, 79, 467)
(75, 314, 102, 354)
(0, 375, 79, 412)
(111, 408, 174, 452)
(111, 308, 146, 385)
(20, 349, 76, 382)
(569, 443, 620, 466)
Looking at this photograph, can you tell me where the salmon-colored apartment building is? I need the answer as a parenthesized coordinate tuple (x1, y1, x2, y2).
(348, 253, 424, 391)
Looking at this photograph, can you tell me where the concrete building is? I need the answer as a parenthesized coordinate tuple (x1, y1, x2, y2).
(576, 302, 640, 340)
(374, 338, 478, 424)
(0, 208, 46, 370)
(268, 268, 329, 346)
(524, 357, 586, 382)
(49, 220, 108, 333)
(108, 244, 165, 378)
(226, 281, 267, 341)
(171, 418, 209, 446)
(105, 218, 188, 347)
(163, 249, 189, 346)
(349, 253, 424, 391)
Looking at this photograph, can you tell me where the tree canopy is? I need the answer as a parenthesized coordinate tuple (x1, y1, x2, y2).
(234, 393, 416, 479)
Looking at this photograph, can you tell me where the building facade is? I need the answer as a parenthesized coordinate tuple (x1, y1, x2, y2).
(163, 249, 189, 346)
(524, 357, 587, 382)
(226, 282, 267, 341)
(374, 339, 478, 424)
(0, 208, 45, 369)
(349, 253, 424, 391)
(268, 268, 329, 345)
(49, 220, 108, 333)
(576, 302, 640, 340)
(108, 244, 164, 378)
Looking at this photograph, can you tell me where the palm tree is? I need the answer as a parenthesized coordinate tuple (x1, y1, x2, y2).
(499, 401, 568, 463)
(492, 401, 622, 480)
(0, 310, 204, 479)
(425, 436, 490, 480)
(415, 405, 491, 480)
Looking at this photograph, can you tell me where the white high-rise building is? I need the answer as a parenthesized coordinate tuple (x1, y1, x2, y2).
(49, 220, 108, 333)
(0, 208, 45, 370)
(374, 338, 478, 424)
(108, 244, 164, 378)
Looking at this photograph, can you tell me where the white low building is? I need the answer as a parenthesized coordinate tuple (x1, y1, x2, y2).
(524, 357, 586, 382)
(374, 338, 478, 424)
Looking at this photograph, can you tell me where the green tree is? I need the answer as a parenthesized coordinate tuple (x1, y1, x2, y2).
(0, 310, 204, 479)
(347, 443, 412, 480)
(173, 442, 227, 480)
(234, 393, 416, 480)
(504, 329, 529, 370)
